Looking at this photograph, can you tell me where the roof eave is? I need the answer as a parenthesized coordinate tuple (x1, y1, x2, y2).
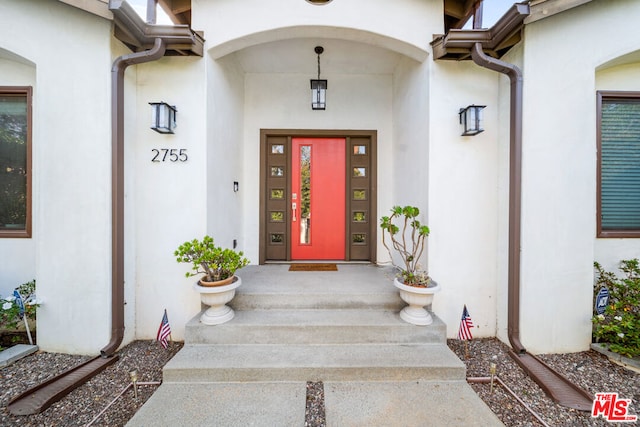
(110, 0, 203, 56)
(432, 3, 530, 61)
(58, 0, 112, 20)
(525, 0, 593, 24)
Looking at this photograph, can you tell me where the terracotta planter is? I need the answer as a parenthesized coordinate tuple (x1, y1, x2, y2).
(393, 277, 441, 326)
(198, 276, 235, 287)
(193, 276, 242, 325)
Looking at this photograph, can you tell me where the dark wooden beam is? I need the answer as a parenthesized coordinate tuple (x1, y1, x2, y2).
(158, 0, 191, 25)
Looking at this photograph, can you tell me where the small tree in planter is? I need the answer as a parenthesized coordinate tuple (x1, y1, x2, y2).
(174, 236, 250, 325)
(175, 235, 250, 286)
(380, 206, 440, 326)
(380, 205, 432, 287)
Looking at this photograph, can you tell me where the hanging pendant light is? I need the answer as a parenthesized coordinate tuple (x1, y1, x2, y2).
(310, 46, 327, 110)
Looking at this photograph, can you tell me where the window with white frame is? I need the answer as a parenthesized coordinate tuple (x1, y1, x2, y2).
(597, 91, 640, 237)
(0, 87, 31, 238)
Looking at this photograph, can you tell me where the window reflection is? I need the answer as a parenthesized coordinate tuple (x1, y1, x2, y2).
(352, 233, 366, 244)
(300, 146, 311, 244)
(271, 189, 284, 199)
(353, 211, 366, 222)
(270, 211, 284, 222)
(353, 145, 366, 155)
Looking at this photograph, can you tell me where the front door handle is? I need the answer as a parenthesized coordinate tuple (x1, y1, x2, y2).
(292, 202, 297, 222)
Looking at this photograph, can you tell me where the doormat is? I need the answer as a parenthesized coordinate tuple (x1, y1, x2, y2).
(288, 263, 338, 272)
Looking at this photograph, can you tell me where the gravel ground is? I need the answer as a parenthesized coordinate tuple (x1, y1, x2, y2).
(1, 338, 638, 426)
(448, 338, 639, 427)
(0, 341, 182, 427)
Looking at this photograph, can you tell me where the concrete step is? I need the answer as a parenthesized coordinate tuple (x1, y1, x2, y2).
(231, 291, 404, 311)
(128, 265, 504, 426)
(230, 264, 405, 310)
(185, 309, 446, 345)
(162, 343, 465, 383)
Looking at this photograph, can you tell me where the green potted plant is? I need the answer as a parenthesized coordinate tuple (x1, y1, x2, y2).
(175, 236, 250, 325)
(175, 235, 249, 286)
(380, 206, 440, 325)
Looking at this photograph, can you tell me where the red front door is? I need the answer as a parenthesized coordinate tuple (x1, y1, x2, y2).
(290, 138, 345, 259)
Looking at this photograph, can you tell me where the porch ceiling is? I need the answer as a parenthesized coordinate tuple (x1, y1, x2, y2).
(233, 38, 403, 75)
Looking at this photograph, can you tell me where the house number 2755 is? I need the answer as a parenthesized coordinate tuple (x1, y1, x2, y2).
(151, 148, 188, 162)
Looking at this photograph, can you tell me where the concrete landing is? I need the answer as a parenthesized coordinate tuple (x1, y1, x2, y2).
(126, 380, 504, 427)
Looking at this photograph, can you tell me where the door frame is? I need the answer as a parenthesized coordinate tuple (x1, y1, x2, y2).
(259, 129, 377, 264)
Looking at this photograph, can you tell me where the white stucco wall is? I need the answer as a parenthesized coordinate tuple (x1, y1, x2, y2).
(0, 0, 113, 354)
(131, 56, 208, 342)
(516, 0, 640, 353)
(0, 53, 36, 296)
(391, 57, 430, 221)
(195, 0, 441, 62)
(206, 53, 245, 251)
(428, 59, 501, 339)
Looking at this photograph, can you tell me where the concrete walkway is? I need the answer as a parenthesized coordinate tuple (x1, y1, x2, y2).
(127, 380, 502, 426)
(126, 264, 503, 426)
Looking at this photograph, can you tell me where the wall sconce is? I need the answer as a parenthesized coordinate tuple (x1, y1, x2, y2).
(233, 181, 239, 192)
(459, 105, 486, 136)
(149, 102, 177, 134)
(310, 46, 327, 110)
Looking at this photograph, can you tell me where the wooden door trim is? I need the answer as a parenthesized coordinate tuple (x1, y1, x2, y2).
(259, 129, 377, 264)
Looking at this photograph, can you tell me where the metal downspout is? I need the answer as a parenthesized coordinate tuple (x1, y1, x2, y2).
(469, 42, 593, 412)
(101, 38, 166, 357)
(470, 42, 525, 354)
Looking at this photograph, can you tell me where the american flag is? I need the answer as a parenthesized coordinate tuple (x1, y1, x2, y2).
(156, 309, 171, 349)
(457, 305, 473, 340)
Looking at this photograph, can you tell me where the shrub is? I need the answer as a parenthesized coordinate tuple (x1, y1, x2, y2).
(592, 260, 640, 358)
(175, 236, 250, 282)
(0, 279, 38, 330)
